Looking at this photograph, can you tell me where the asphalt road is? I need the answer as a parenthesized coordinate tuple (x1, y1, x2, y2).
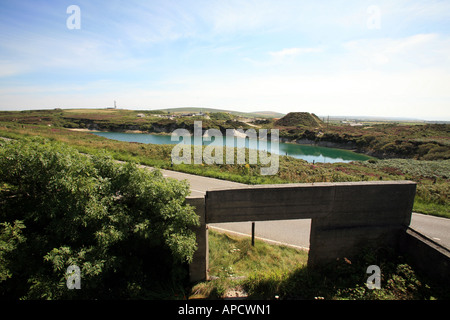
(409, 213, 450, 248)
(152, 167, 450, 250)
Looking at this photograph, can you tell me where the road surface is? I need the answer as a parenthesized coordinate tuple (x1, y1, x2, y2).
(150, 167, 450, 250)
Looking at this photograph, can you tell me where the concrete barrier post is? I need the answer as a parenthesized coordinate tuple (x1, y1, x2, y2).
(399, 228, 450, 285)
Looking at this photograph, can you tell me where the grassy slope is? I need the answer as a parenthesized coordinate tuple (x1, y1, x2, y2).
(274, 112, 323, 127)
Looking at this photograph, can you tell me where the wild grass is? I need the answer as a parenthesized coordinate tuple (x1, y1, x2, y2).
(189, 230, 308, 299)
(208, 231, 308, 278)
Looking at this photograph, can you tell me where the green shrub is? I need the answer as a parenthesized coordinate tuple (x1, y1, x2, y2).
(0, 138, 199, 299)
(242, 246, 448, 300)
(422, 145, 450, 160)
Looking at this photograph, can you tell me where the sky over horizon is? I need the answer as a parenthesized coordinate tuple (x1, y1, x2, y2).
(1, 0, 449, 120)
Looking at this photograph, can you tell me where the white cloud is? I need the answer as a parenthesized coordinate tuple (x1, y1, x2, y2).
(0, 60, 31, 77)
(243, 46, 324, 67)
(269, 47, 323, 57)
(342, 33, 450, 69)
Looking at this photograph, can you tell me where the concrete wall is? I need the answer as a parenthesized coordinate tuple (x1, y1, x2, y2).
(188, 181, 418, 282)
(186, 197, 208, 283)
(308, 181, 415, 265)
(205, 183, 334, 222)
(399, 227, 450, 284)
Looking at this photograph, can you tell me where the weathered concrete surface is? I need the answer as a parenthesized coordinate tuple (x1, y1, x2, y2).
(154, 166, 449, 250)
(186, 196, 208, 283)
(308, 181, 416, 265)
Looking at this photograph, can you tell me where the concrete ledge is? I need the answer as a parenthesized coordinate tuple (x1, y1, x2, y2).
(205, 181, 416, 225)
(399, 227, 450, 284)
(205, 184, 334, 223)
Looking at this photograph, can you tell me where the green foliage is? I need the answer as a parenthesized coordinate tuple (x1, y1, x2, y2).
(365, 158, 450, 179)
(209, 112, 233, 121)
(0, 138, 199, 299)
(241, 246, 448, 300)
(192, 232, 448, 300)
(1, 109, 449, 160)
(362, 159, 450, 218)
(275, 122, 450, 160)
(275, 112, 323, 127)
(208, 231, 307, 279)
(189, 230, 307, 299)
(0, 221, 26, 282)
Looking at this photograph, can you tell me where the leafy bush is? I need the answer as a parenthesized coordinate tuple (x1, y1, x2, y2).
(275, 112, 323, 128)
(209, 112, 233, 121)
(0, 138, 198, 299)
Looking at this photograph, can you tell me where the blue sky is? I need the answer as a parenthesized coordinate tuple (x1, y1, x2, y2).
(1, 0, 449, 120)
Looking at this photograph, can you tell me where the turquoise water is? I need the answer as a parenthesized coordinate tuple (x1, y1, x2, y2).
(92, 131, 372, 163)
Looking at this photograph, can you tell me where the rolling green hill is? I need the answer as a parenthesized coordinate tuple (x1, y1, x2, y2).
(274, 112, 323, 127)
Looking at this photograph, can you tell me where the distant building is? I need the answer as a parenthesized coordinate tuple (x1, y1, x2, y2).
(106, 100, 118, 109)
